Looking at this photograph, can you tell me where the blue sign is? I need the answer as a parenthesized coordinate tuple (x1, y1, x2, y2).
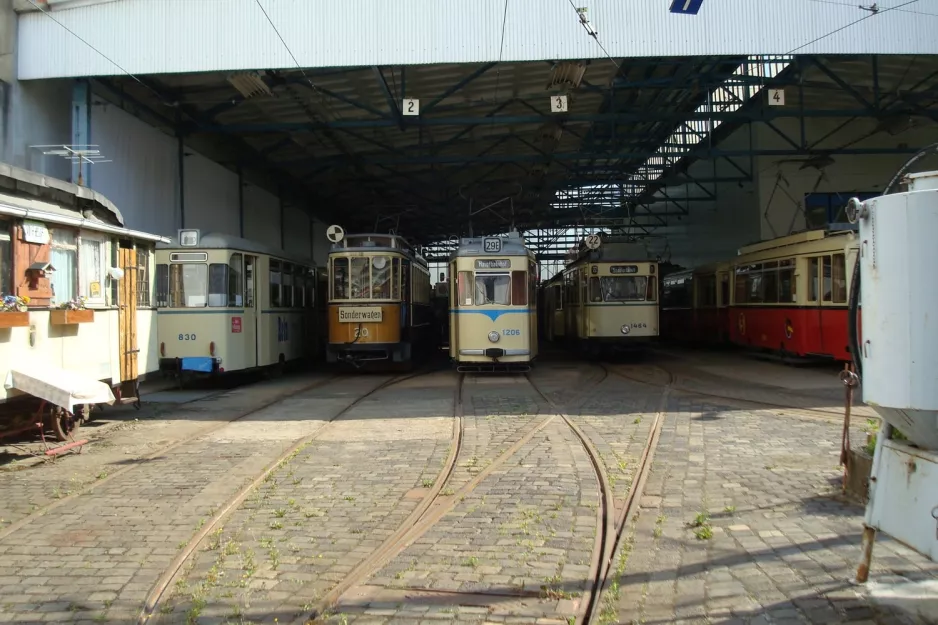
(669, 0, 704, 14)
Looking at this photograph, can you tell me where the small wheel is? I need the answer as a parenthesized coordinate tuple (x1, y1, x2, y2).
(46, 405, 79, 442)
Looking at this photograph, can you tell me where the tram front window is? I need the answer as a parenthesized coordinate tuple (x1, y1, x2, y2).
(168, 263, 208, 307)
(600, 276, 648, 302)
(350, 257, 370, 299)
(371, 256, 391, 299)
(474, 273, 511, 306)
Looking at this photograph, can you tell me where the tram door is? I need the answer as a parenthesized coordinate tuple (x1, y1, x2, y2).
(243, 255, 259, 368)
(117, 242, 139, 401)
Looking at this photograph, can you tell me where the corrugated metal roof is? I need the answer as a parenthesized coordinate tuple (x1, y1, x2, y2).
(17, 0, 938, 79)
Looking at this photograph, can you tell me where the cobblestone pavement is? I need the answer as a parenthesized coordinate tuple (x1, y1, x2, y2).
(598, 394, 938, 625)
(333, 416, 597, 624)
(0, 374, 394, 624)
(0, 373, 332, 527)
(157, 371, 459, 625)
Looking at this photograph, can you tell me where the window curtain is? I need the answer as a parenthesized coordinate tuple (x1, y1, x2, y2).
(79, 238, 102, 300)
(51, 247, 76, 304)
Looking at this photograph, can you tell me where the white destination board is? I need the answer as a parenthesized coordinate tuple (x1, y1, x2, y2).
(338, 307, 383, 322)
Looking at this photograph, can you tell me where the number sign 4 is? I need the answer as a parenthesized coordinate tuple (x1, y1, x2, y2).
(402, 98, 420, 116)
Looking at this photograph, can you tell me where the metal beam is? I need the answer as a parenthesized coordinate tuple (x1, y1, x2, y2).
(423, 62, 498, 113)
(373, 67, 404, 130)
(198, 108, 891, 133)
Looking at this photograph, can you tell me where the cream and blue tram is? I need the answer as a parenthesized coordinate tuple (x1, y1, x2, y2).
(326, 233, 432, 368)
(556, 236, 659, 356)
(155, 231, 317, 377)
(448, 233, 537, 372)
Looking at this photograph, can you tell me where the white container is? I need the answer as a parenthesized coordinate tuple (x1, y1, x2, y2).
(857, 175, 938, 450)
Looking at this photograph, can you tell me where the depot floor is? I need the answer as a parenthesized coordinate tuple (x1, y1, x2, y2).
(0, 347, 934, 625)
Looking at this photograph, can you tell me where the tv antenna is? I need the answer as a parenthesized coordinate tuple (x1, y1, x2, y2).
(29, 144, 112, 186)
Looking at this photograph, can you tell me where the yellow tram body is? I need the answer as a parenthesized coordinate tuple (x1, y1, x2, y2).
(326, 233, 431, 367)
(448, 233, 537, 372)
(155, 232, 317, 376)
(542, 236, 659, 356)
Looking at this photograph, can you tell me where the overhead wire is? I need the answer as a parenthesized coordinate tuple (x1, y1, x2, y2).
(492, 0, 511, 105)
(804, 0, 938, 17)
(787, 0, 922, 53)
(564, 0, 620, 70)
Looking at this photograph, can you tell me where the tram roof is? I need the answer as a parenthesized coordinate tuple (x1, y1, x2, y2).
(450, 234, 533, 259)
(157, 232, 314, 266)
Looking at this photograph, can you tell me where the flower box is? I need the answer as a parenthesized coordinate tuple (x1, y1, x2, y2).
(50, 309, 94, 325)
(0, 311, 29, 329)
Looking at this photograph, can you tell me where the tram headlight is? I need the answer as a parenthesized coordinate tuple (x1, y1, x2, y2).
(620, 324, 631, 335)
(488, 331, 500, 343)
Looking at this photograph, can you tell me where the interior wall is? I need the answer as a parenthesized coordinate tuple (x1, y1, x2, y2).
(282, 205, 312, 259)
(89, 101, 180, 235)
(755, 117, 938, 239)
(650, 124, 761, 269)
(242, 182, 281, 249)
(183, 149, 240, 237)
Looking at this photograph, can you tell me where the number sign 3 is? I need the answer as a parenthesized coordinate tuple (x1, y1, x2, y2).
(550, 95, 568, 113)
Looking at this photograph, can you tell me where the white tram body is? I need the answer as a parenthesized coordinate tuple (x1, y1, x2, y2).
(155, 232, 317, 376)
(543, 236, 659, 355)
(448, 233, 537, 372)
(0, 163, 167, 432)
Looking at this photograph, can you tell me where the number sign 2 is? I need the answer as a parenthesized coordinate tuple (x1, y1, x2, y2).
(402, 98, 420, 116)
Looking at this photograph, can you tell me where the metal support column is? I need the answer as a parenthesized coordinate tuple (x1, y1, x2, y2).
(71, 80, 91, 186)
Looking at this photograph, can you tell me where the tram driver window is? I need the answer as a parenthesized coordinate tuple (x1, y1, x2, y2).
(475, 273, 510, 306)
(208, 263, 228, 307)
(457, 271, 472, 306)
(228, 253, 243, 307)
(372, 256, 391, 299)
(822, 256, 833, 302)
(511, 270, 527, 305)
(332, 257, 348, 300)
(589, 277, 602, 302)
(832, 253, 847, 304)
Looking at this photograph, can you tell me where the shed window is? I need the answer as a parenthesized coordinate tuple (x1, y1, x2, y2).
(50, 229, 77, 305)
(79, 234, 106, 305)
(136, 248, 151, 308)
(156, 264, 169, 307)
(0, 222, 11, 297)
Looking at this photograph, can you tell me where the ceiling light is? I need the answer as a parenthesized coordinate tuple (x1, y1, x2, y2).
(227, 71, 273, 99)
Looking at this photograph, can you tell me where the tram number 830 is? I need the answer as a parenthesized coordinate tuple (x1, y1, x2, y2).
(178, 333, 196, 340)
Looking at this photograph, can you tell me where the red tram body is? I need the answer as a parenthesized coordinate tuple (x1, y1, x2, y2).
(662, 228, 859, 361)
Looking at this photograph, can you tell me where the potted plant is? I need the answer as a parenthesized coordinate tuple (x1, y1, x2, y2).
(0, 294, 30, 328)
(50, 296, 94, 325)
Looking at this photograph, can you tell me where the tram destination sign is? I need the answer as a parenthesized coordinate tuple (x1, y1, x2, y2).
(475, 259, 511, 269)
(610, 265, 639, 274)
(338, 307, 383, 322)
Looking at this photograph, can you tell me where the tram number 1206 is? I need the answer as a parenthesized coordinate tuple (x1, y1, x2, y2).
(277, 317, 289, 342)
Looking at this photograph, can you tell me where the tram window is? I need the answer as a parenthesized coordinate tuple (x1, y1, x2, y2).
(807, 257, 819, 302)
(734, 270, 748, 304)
(779, 267, 794, 303)
(270, 260, 282, 307)
(552, 285, 562, 310)
(332, 257, 348, 300)
(372, 256, 391, 299)
(600, 276, 648, 302)
(350, 257, 370, 299)
(391, 258, 401, 299)
(228, 253, 243, 307)
(208, 264, 228, 307)
(832, 254, 847, 303)
(511, 271, 527, 305)
(719, 273, 730, 307)
(245, 256, 255, 307)
(169, 263, 208, 307)
(155, 263, 169, 307)
(762, 266, 779, 304)
(475, 273, 510, 306)
(646, 276, 657, 302)
(293, 266, 304, 307)
(589, 277, 602, 302)
(282, 262, 294, 308)
(457, 271, 473, 306)
(822, 256, 833, 302)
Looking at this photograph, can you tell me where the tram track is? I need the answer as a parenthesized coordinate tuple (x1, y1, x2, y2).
(138, 367, 442, 623)
(0, 373, 342, 543)
(524, 364, 673, 625)
(300, 365, 612, 624)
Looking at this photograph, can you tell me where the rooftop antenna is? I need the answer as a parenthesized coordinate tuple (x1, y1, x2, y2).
(29, 144, 111, 186)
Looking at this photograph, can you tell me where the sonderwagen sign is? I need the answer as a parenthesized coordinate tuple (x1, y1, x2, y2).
(338, 307, 383, 322)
